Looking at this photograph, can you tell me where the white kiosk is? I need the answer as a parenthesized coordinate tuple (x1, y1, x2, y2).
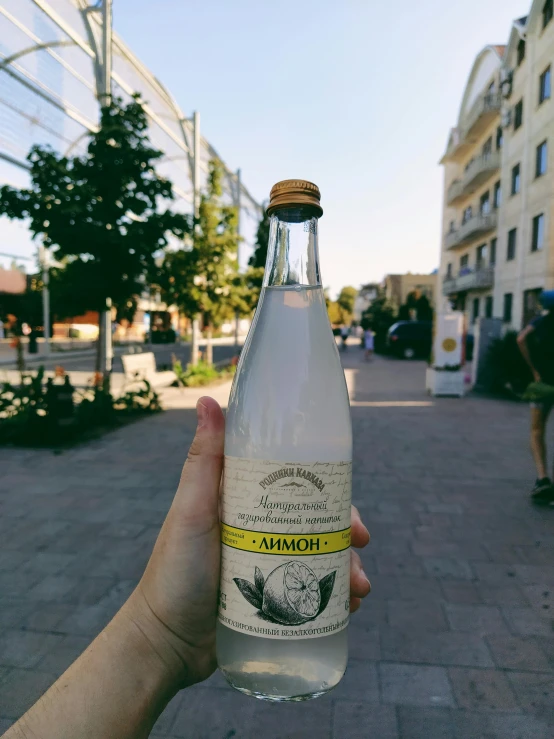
(426, 312, 466, 397)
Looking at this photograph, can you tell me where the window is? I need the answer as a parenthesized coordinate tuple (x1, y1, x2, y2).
(472, 298, 480, 324)
(460, 254, 469, 269)
(446, 263, 453, 279)
(523, 288, 543, 325)
(503, 293, 513, 323)
(540, 66, 551, 104)
(462, 206, 473, 224)
(476, 243, 487, 267)
(480, 191, 490, 216)
(507, 228, 517, 261)
(493, 180, 502, 208)
(514, 99, 523, 130)
(532, 213, 545, 251)
(482, 137, 493, 158)
(544, 0, 553, 29)
(485, 296, 493, 319)
(496, 126, 503, 150)
(536, 140, 548, 177)
(517, 39, 526, 66)
(449, 220, 455, 233)
(490, 238, 497, 265)
(511, 163, 521, 195)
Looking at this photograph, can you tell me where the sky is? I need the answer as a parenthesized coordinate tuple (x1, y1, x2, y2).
(0, 0, 529, 296)
(110, 0, 528, 297)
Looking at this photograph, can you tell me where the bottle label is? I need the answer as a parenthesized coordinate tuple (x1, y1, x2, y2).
(218, 456, 351, 640)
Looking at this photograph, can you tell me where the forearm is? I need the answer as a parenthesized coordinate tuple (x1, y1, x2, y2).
(5, 597, 179, 739)
(518, 338, 538, 376)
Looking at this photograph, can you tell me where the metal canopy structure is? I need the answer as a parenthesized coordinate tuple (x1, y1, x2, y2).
(0, 0, 262, 253)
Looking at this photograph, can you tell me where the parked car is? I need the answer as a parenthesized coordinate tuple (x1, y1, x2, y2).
(387, 321, 432, 359)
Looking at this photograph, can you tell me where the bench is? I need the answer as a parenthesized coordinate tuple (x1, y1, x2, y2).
(121, 352, 175, 390)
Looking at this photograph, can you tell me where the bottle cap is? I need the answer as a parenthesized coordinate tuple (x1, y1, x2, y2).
(267, 179, 323, 217)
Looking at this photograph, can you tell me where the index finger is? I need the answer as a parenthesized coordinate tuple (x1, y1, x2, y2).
(351, 504, 370, 548)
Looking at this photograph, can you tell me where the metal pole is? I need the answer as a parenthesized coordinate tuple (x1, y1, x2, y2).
(190, 111, 200, 366)
(99, 0, 113, 378)
(234, 168, 241, 350)
(39, 245, 50, 357)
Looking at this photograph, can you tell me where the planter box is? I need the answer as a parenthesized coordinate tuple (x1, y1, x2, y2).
(426, 368, 465, 397)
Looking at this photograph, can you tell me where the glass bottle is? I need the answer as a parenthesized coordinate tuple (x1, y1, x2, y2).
(216, 180, 352, 701)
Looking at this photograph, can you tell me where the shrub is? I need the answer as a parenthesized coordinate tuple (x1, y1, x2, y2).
(173, 359, 236, 387)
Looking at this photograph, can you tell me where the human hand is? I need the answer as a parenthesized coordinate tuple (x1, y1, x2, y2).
(128, 397, 371, 692)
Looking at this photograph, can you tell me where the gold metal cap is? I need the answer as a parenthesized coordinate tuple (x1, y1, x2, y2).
(267, 179, 323, 217)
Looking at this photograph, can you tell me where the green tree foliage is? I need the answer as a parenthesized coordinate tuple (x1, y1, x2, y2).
(361, 289, 396, 352)
(336, 286, 357, 317)
(249, 205, 270, 269)
(398, 290, 434, 322)
(0, 96, 191, 372)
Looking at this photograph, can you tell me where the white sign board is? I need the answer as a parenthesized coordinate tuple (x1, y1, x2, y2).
(432, 312, 464, 368)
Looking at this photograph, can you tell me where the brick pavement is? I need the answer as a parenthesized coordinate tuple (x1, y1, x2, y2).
(1, 353, 554, 738)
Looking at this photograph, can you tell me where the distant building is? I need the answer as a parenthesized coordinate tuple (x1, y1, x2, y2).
(384, 273, 437, 310)
(439, 2, 554, 331)
(0, 268, 26, 295)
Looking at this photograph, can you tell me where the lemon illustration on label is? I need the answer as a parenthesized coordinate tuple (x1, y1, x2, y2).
(233, 562, 336, 625)
(442, 338, 457, 352)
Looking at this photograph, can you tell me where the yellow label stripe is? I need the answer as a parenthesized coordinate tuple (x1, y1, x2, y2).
(221, 523, 351, 556)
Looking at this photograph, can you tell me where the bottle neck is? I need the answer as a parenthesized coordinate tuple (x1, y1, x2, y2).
(264, 207, 321, 287)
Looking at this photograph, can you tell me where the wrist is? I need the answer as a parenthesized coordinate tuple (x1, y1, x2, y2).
(120, 589, 189, 696)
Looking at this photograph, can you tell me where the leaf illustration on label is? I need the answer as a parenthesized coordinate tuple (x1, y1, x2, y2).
(254, 566, 265, 594)
(317, 571, 336, 616)
(233, 578, 262, 610)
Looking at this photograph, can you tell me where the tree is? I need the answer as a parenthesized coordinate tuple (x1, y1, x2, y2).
(0, 96, 191, 377)
(337, 286, 357, 317)
(361, 289, 396, 353)
(156, 159, 244, 365)
(398, 290, 434, 322)
(249, 205, 270, 269)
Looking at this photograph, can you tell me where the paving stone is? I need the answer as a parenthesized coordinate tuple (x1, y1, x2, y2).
(380, 629, 494, 668)
(379, 664, 455, 707)
(0, 630, 64, 669)
(422, 558, 474, 580)
(249, 696, 333, 739)
(0, 718, 14, 734)
(486, 635, 552, 671)
(440, 582, 482, 605)
(347, 625, 381, 661)
(396, 706, 454, 738)
(507, 671, 554, 710)
(328, 660, 379, 704)
(35, 636, 91, 677)
(502, 607, 553, 637)
(0, 668, 56, 718)
(23, 603, 77, 632)
(448, 668, 519, 711)
(386, 600, 448, 632)
(476, 582, 531, 607)
(332, 701, 398, 738)
(445, 604, 508, 635)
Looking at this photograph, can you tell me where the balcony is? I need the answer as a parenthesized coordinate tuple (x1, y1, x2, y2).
(446, 151, 501, 205)
(443, 265, 495, 295)
(444, 212, 497, 250)
(442, 91, 502, 162)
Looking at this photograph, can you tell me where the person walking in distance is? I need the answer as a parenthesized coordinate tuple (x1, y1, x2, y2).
(364, 328, 374, 362)
(340, 324, 349, 351)
(517, 291, 554, 502)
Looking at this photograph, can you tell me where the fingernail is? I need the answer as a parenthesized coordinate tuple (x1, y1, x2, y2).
(197, 400, 209, 428)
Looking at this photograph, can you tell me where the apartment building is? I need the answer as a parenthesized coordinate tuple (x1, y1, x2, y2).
(439, 0, 554, 332)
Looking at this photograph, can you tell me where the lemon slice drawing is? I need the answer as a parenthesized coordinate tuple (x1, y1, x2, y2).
(262, 562, 321, 625)
(233, 563, 337, 626)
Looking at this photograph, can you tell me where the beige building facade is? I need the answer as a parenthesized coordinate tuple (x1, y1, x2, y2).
(384, 273, 437, 310)
(439, 1, 554, 332)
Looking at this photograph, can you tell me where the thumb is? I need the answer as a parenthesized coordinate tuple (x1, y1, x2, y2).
(173, 396, 225, 533)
